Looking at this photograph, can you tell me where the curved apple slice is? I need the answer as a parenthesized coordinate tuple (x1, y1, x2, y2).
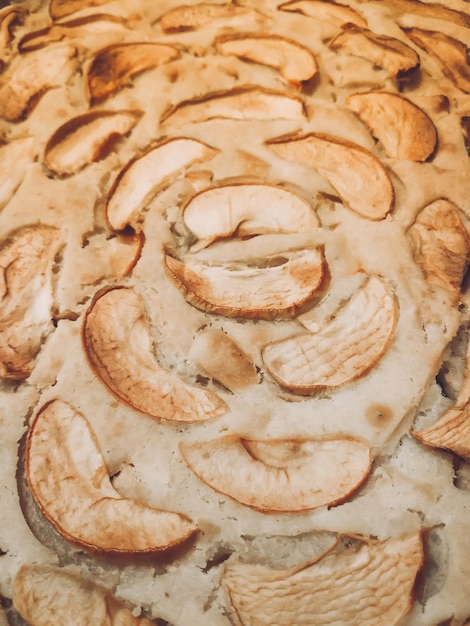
(346, 91, 437, 162)
(159, 2, 265, 33)
(266, 132, 394, 220)
(26, 400, 198, 553)
(183, 183, 319, 249)
(160, 86, 307, 127)
(375, 0, 470, 29)
(44, 109, 141, 177)
(0, 137, 35, 210)
(222, 532, 423, 626)
(106, 137, 218, 231)
(164, 247, 325, 320)
(49, 0, 114, 20)
(87, 42, 180, 104)
(413, 404, 470, 462)
(262, 276, 397, 393)
(181, 434, 370, 512)
(215, 34, 318, 83)
(0, 5, 27, 54)
(278, 0, 368, 28)
(83, 287, 226, 422)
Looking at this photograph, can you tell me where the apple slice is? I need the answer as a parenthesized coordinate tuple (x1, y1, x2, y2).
(159, 2, 265, 33)
(375, 0, 470, 29)
(0, 5, 27, 55)
(83, 287, 226, 422)
(181, 434, 370, 512)
(278, 0, 368, 28)
(0, 137, 35, 210)
(160, 86, 307, 127)
(462, 115, 470, 156)
(262, 276, 397, 393)
(183, 183, 319, 249)
(44, 109, 142, 177)
(164, 247, 325, 320)
(0, 226, 62, 380)
(222, 532, 423, 626)
(215, 34, 318, 83)
(26, 400, 198, 553)
(49, 0, 115, 20)
(266, 132, 394, 220)
(106, 137, 218, 231)
(346, 91, 437, 161)
(87, 42, 180, 104)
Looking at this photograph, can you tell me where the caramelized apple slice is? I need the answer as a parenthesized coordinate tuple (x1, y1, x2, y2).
(223, 533, 423, 626)
(44, 110, 141, 176)
(83, 287, 226, 422)
(377, 0, 470, 29)
(106, 137, 218, 231)
(346, 91, 437, 161)
(159, 2, 265, 33)
(26, 400, 198, 553)
(262, 276, 396, 393)
(49, 0, 114, 20)
(0, 226, 62, 380)
(87, 42, 180, 104)
(267, 133, 394, 219)
(183, 183, 319, 249)
(278, 0, 367, 28)
(462, 115, 470, 156)
(407, 199, 470, 304)
(181, 434, 370, 512)
(0, 137, 35, 209)
(405, 28, 470, 93)
(14, 565, 155, 626)
(0, 5, 27, 54)
(160, 86, 307, 127)
(164, 247, 325, 320)
(215, 34, 318, 83)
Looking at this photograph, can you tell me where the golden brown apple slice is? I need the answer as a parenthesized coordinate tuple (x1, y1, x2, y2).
(346, 91, 437, 161)
(407, 199, 470, 305)
(215, 34, 318, 83)
(160, 86, 307, 127)
(0, 226, 62, 380)
(0, 44, 76, 121)
(159, 2, 265, 33)
(329, 25, 420, 78)
(14, 565, 155, 626)
(183, 183, 319, 249)
(0, 4, 27, 54)
(49, 0, 114, 20)
(377, 0, 470, 29)
(266, 133, 394, 220)
(83, 287, 226, 422)
(262, 276, 396, 393)
(106, 137, 218, 231)
(0, 137, 35, 210)
(181, 434, 370, 512)
(405, 28, 470, 93)
(44, 110, 141, 177)
(87, 42, 180, 104)
(413, 404, 470, 461)
(26, 400, 198, 553)
(222, 532, 423, 626)
(278, 0, 367, 28)
(164, 247, 325, 320)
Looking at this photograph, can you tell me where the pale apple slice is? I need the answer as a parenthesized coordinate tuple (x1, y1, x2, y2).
(223, 532, 423, 626)
(376, 0, 470, 29)
(0, 226, 62, 380)
(26, 399, 198, 553)
(262, 276, 396, 393)
(278, 0, 368, 28)
(183, 183, 319, 249)
(106, 137, 218, 231)
(0, 44, 76, 121)
(0, 137, 35, 210)
(164, 247, 325, 320)
(266, 132, 394, 220)
(49, 0, 114, 20)
(346, 91, 437, 161)
(413, 403, 470, 462)
(14, 565, 155, 626)
(87, 42, 180, 104)
(407, 199, 470, 305)
(159, 2, 265, 33)
(44, 109, 142, 177)
(215, 34, 318, 83)
(181, 434, 370, 512)
(83, 287, 226, 422)
(329, 25, 420, 78)
(404, 28, 470, 94)
(160, 86, 307, 127)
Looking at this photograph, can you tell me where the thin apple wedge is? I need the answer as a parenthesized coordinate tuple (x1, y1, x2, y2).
(262, 276, 397, 393)
(266, 132, 394, 220)
(180, 434, 371, 512)
(222, 532, 423, 626)
(374, 0, 470, 29)
(278, 0, 367, 28)
(346, 91, 437, 161)
(26, 400, 198, 553)
(159, 2, 265, 33)
(413, 404, 470, 462)
(49, 0, 115, 20)
(83, 287, 227, 422)
(0, 4, 27, 54)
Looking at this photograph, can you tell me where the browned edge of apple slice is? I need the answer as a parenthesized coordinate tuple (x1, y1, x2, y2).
(373, 0, 470, 30)
(49, 0, 114, 21)
(278, 0, 368, 29)
(158, 2, 266, 33)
